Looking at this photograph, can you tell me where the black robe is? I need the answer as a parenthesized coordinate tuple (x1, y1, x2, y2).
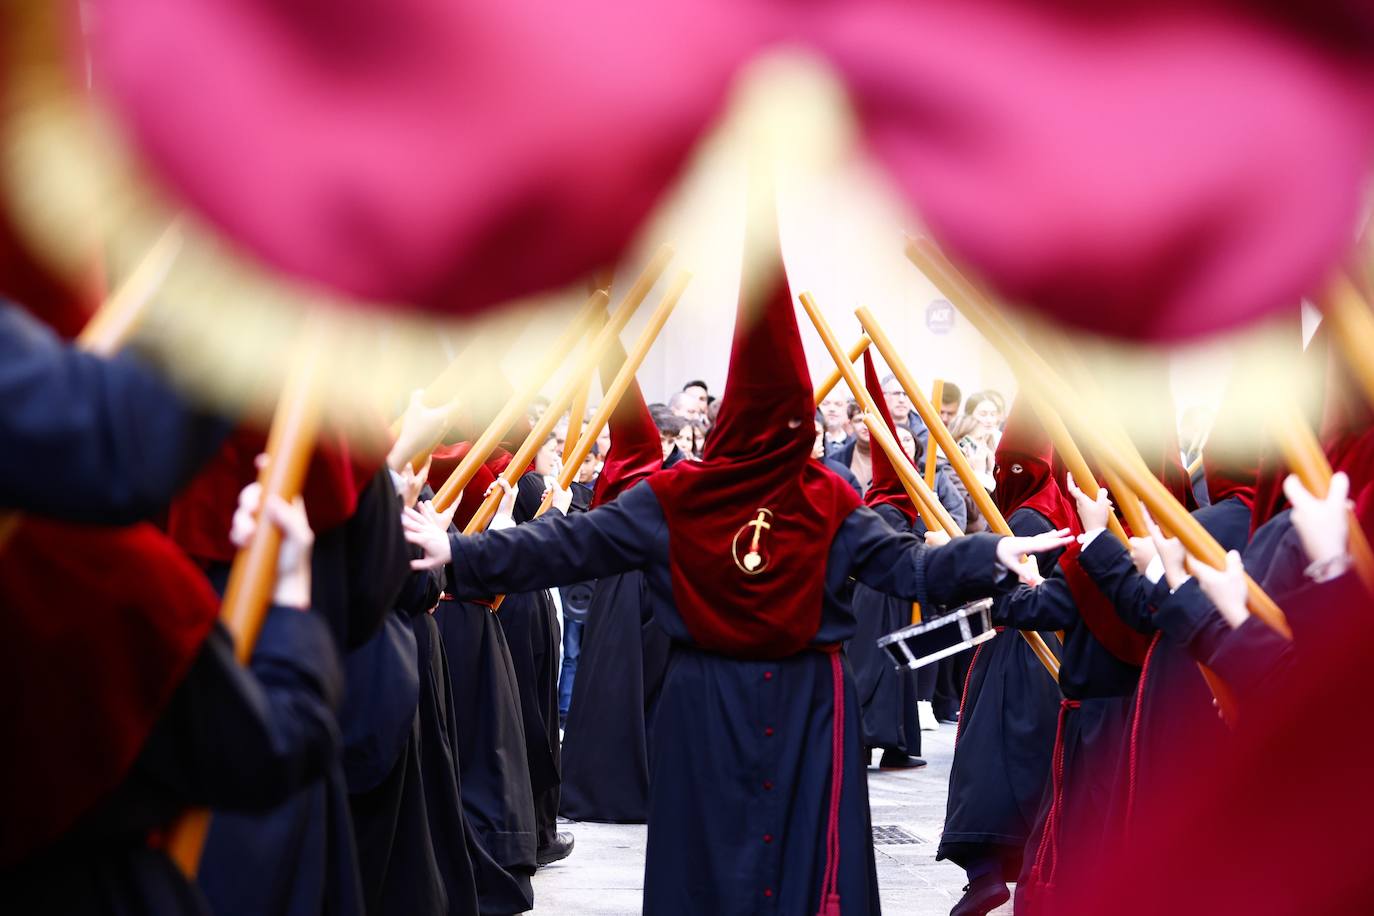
(0, 302, 227, 523)
(995, 533, 1141, 911)
(0, 608, 342, 915)
(345, 548, 453, 916)
(938, 507, 1064, 879)
(558, 566, 671, 822)
(199, 469, 408, 916)
(1075, 496, 1251, 839)
(432, 593, 537, 902)
(447, 480, 1017, 915)
(503, 473, 565, 848)
(848, 502, 923, 758)
(412, 603, 533, 916)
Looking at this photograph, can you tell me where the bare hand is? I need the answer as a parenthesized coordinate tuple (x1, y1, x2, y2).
(1142, 507, 1188, 590)
(231, 483, 314, 608)
(1065, 472, 1111, 533)
(486, 477, 518, 522)
(1127, 536, 1157, 576)
(394, 457, 432, 508)
(1284, 472, 1352, 569)
(388, 389, 457, 473)
(544, 479, 573, 514)
(995, 528, 1073, 587)
(1188, 549, 1250, 628)
(402, 501, 456, 570)
(923, 529, 951, 548)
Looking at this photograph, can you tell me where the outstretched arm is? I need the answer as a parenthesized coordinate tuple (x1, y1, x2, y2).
(412, 481, 660, 600)
(1077, 534, 1166, 634)
(0, 303, 228, 523)
(844, 504, 1070, 608)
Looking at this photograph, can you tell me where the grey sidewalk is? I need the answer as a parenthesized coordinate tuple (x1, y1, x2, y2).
(532, 725, 1012, 914)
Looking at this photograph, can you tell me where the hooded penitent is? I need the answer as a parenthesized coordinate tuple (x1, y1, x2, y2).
(0, 518, 222, 865)
(166, 427, 374, 563)
(591, 334, 664, 508)
(996, 398, 1151, 665)
(427, 441, 499, 531)
(860, 349, 917, 525)
(646, 250, 860, 660)
(993, 398, 1072, 530)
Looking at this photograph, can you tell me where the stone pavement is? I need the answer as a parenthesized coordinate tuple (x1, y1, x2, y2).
(531, 723, 1014, 915)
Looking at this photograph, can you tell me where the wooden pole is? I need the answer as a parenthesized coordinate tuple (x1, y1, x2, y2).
(906, 237, 1290, 639)
(464, 271, 685, 535)
(852, 307, 1062, 677)
(77, 226, 182, 355)
(1268, 394, 1374, 594)
(563, 376, 594, 465)
(0, 227, 183, 550)
(858, 308, 1016, 540)
(924, 379, 944, 488)
(813, 334, 871, 406)
(800, 293, 1066, 677)
(1026, 329, 1251, 716)
(534, 273, 690, 517)
(433, 244, 673, 511)
(429, 290, 607, 510)
(1101, 464, 1149, 536)
(799, 293, 959, 537)
(1026, 331, 1156, 540)
(1319, 272, 1374, 414)
(873, 300, 1133, 548)
(166, 323, 327, 876)
(561, 273, 610, 466)
(391, 333, 501, 472)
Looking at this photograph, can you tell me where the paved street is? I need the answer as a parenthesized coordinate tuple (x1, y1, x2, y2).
(532, 724, 1012, 915)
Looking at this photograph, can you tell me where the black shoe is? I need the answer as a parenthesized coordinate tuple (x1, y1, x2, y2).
(938, 713, 960, 725)
(950, 876, 1010, 916)
(537, 832, 575, 866)
(878, 750, 927, 770)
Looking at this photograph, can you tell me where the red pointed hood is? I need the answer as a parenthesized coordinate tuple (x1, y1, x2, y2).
(1251, 310, 1313, 533)
(861, 349, 916, 523)
(166, 426, 375, 564)
(647, 238, 861, 659)
(591, 335, 663, 507)
(428, 441, 499, 530)
(1203, 365, 1261, 512)
(0, 518, 221, 865)
(994, 397, 1069, 529)
(1321, 322, 1374, 543)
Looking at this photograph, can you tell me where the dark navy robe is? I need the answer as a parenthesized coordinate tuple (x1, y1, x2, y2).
(0, 608, 342, 915)
(504, 474, 566, 848)
(938, 507, 1064, 879)
(997, 536, 1141, 910)
(848, 503, 923, 758)
(833, 439, 968, 530)
(199, 469, 408, 916)
(1147, 510, 1302, 710)
(345, 549, 451, 916)
(432, 594, 537, 902)
(559, 567, 671, 823)
(0, 302, 227, 523)
(1074, 496, 1252, 839)
(447, 480, 1014, 915)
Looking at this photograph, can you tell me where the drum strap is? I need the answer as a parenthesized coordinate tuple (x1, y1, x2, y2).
(815, 647, 845, 916)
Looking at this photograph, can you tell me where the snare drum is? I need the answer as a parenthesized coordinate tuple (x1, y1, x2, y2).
(876, 598, 995, 671)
